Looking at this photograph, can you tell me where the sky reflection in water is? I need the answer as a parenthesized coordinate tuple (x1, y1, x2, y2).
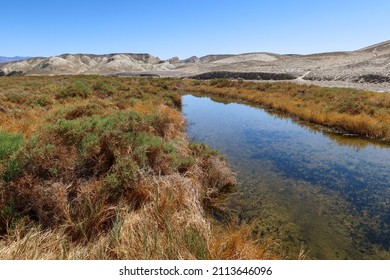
(183, 94, 390, 259)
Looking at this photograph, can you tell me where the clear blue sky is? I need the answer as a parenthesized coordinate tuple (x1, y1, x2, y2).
(2, 0, 389, 59)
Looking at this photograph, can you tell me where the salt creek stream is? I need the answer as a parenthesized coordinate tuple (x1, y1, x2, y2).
(183, 94, 390, 259)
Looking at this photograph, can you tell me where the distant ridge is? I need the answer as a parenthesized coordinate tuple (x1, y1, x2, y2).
(1, 41, 389, 88)
(0, 56, 30, 63)
(358, 40, 390, 52)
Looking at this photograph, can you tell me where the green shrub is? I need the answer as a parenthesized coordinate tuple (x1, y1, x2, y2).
(172, 154, 195, 173)
(92, 81, 115, 96)
(3, 159, 24, 182)
(189, 142, 218, 157)
(103, 157, 139, 200)
(5, 92, 28, 104)
(0, 131, 24, 161)
(63, 103, 101, 120)
(31, 96, 53, 107)
(56, 80, 92, 99)
(133, 133, 164, 168)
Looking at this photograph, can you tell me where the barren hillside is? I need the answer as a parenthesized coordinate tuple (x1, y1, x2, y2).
(1, 41, 390, 91)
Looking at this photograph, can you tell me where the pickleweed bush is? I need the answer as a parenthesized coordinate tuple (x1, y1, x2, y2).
(189, 142, 219, 157)
(92, 80, 115, 96)
(0, 132, 24, 232)
(63, 103, 101, 120)
(3, 104, 202, 227)
(102, 157, 139, 201)
(171, 153, 195, 174)
(4, 92, 28, 104)
(0, 132, 24, 181)
(2, 159, 24, 182)
(56, 80, 92, 99)
(0, 131, 24, 161)
(31, 96, 53, 107)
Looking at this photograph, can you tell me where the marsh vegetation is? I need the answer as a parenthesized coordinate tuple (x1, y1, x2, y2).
(0, 76, 275, 259)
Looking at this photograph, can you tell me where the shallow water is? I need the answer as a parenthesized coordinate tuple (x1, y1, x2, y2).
(182, 94, 390, 259)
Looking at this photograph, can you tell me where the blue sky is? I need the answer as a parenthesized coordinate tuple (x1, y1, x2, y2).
(2, 0, 389, 58)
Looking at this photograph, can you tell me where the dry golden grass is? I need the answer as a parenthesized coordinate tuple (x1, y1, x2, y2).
(0, 174, 274, 260)
(209, 222, 276, 260)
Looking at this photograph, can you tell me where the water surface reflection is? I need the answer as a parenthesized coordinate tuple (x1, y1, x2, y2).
(183, 94, 390, 259)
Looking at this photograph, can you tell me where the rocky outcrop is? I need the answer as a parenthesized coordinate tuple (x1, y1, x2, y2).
(6, 71, 23, 76)
(353, 74, 390, 83)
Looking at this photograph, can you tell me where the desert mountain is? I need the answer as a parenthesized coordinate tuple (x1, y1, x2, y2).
(1, 41, 390, 86)
(0, 54, 169, 76)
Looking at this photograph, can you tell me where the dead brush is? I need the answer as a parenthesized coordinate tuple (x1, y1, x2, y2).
(195, 155, 237, 205)
(107, 174, 210, 259)
(145, 146, 173, 176)
(78, 135, 117, 179)
(0, 223, 66, 260)
(185, 142, 236, 211)
(22, 138, 79, 181)
(65, 180, 117, 242)
(7, 174, 116, 243)
(133, 100, 156, 115)
(17, 180, 72, 228)
(157, 104, 185, 139)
